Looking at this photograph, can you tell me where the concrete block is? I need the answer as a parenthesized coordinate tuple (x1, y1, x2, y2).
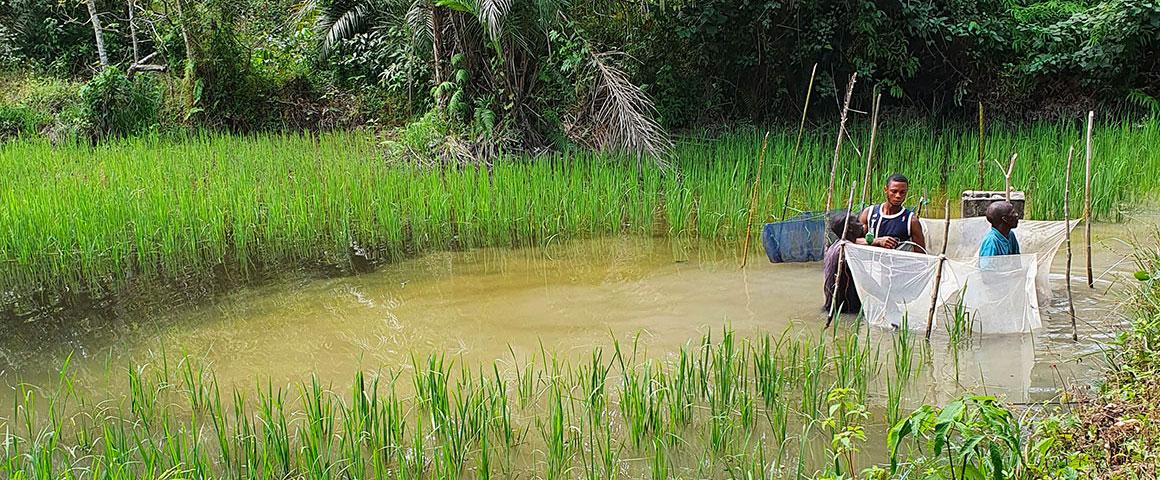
(961, 190, 1026, 218)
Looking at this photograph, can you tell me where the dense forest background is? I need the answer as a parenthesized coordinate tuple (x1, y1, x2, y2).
(1, 0, 1157, 151)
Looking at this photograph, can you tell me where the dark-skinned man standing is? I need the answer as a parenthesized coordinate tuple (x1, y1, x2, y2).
(858, 173, 927, 253)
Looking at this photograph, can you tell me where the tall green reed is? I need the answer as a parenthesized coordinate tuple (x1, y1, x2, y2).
(2, 119, 1155, 295)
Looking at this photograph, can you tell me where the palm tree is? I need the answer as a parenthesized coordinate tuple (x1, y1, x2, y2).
(314, 0, 670, 157)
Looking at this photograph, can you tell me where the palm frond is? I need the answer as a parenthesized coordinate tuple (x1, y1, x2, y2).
(405, 0, 433, 43)
(291, 0, 321, 28)
(478, 0, 512, 40)
(578, 51, 672, 159)
(317, 0, 381, 60)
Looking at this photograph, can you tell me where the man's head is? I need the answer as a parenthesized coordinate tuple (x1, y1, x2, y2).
(830, 212, 865, 242)
(883, 173, 909, 207)
(985, 201, 1019, 230)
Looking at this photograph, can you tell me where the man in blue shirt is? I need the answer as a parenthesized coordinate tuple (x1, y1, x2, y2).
(979, 201, 1020, 256)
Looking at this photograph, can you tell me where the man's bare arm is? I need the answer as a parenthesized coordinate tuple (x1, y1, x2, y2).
(856, 207, 871, 244)
(910, 215, 927, 252)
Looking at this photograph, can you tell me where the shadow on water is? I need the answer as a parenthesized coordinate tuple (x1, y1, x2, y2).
(0, 248, 389, 376)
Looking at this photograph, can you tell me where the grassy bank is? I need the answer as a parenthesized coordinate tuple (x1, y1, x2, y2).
(1024, 234, 1160, 478)
(1, 120, 1157, 293)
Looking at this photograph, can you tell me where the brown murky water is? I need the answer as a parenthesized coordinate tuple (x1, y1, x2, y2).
(0, 215, 1147, 411)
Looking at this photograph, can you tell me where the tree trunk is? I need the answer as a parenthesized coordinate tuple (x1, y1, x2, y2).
(431, 5, 446, 108)
(128, 0, 140, 63)
(86, 0, 109, 67)
(175, 0, 194, 69)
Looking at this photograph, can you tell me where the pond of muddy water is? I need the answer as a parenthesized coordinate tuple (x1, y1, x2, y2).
(0, 218, 1145, 412)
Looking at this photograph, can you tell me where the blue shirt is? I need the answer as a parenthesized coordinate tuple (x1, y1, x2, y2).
(978, 227, 1020, 256)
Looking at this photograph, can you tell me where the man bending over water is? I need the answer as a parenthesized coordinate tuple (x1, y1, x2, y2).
(979, 201, 1020, 256)
(824, 213, 865, 314)
(859, 173, 926, 253)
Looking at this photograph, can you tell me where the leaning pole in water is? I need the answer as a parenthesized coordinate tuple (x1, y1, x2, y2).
(860, 93, 881, 206)
(825, 181, 858, 329)
(1085, 111, 1095, 288)
(780, 64, 818, 221)
(977, 102, 986, 189)
(925, 200, 952, 340)
(740, 132, 771, 269)
(824, 73, 857, 213)
(1064, 145, 1078, 341)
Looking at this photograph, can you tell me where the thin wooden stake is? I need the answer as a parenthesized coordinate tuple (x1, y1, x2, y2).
(741, 132, 771, 269)
(825, 72, 857, 213)
(861, 93, 881, 206)
(1084, 111, 1094, 288)
(925, 200, 951, 340)
(977, 102, 985, 189)
(1064, 145, 1078, 341)
(941, 200, 952, 255)
(826, 180, 858, 329)
(780, 64, 818, 220)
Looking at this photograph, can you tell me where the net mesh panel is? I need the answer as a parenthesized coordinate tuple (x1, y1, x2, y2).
(845, 218, 1078, 334)
(761, 213, 827, 263)
(761, 209, 854, 263)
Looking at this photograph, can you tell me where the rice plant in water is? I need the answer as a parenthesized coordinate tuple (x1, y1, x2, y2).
(1, 118, 1156, 295)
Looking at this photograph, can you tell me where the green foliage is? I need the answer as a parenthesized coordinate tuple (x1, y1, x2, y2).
(3, 0, 1157, 136)
(0, 0, 100, 75)
(0, 105, 45, 138)
(822, 388, 869, 477)
(888, 395, 1025, 479)
(79, 67, 161, 140)
(384, 109, 450, 157)
(1023, 233, 1160, 478)
(435, 53, 472, 123)
(1126, 90, 1160, 117)
(1018, 0, 1160, 92)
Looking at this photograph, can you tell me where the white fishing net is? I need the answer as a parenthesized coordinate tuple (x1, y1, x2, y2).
(844, 218, 1078, 334)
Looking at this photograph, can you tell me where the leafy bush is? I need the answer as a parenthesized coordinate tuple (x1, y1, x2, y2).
(888, 395, 1026, 478)
(79, 67, 161, 140)
(0, 105, 45, 138)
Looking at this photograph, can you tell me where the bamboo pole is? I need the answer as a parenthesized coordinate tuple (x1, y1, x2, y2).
(861, 93, 881, 206)
(826, 180, 858, 329)
(977, 102, 985, 189)
(825, 72, 857, 213)
(1064, 145, 1078, 341)
(741, 132, 771, 269)
(780, 64, 818, 220)
(1084, 111, 1094, 288)
(925, 199, 951, 340)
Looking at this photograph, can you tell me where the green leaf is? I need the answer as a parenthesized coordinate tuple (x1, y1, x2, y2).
(1135, 270, 1152, 281)
(936, 400, 965, 426)
(964, 463, 985, 480)
(989, 444, 1005, 480)
(888, 417, 914, 473)
(435, 0, 475, 14)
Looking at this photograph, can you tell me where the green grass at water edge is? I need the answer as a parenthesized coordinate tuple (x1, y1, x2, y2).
(1, 119, 1156, 293)
(2, 326, 949, 479)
